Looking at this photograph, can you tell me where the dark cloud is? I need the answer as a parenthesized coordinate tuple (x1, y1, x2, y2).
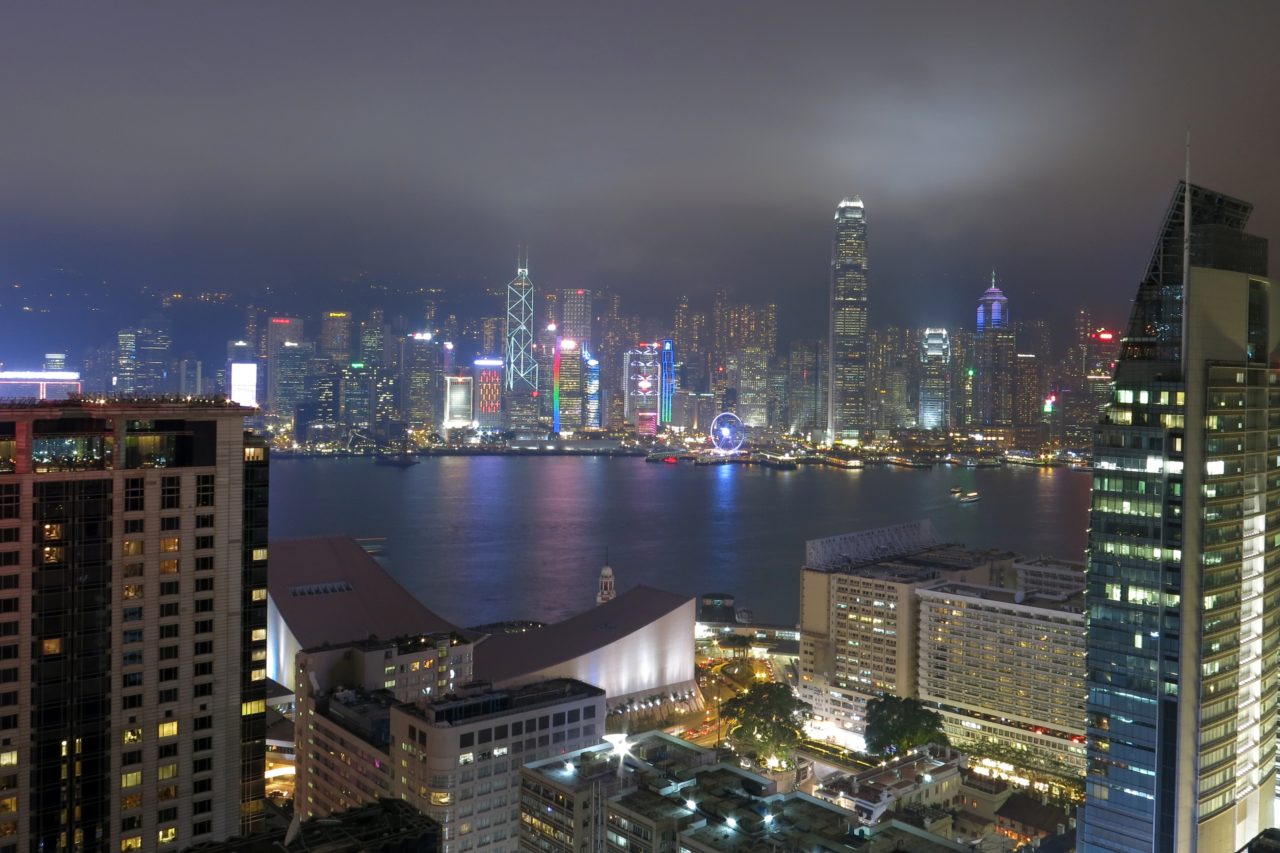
(1, 1, 1278, 352)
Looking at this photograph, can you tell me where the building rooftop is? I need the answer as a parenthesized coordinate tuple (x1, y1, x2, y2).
(407, 678, 603, 728)
(473, 584, 693, 684)
(269, 537, 460, 649)
(0, 396, 254, 414)
(178, 798, 440, 852)
(918, 582, 1085, 616)
(995, 792, 1070, 833)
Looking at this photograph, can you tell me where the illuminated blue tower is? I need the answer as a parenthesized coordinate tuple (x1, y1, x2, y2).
(583, 346, 601, 429)
(660, 339, 677, 426)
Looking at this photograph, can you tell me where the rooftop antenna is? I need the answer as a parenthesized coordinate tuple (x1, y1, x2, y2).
(1181, 131, 1191, 372)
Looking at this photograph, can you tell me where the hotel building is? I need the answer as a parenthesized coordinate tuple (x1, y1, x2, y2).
(0, 399, 267, 850)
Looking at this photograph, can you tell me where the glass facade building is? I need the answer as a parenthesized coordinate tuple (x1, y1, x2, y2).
(1080, 183, 1280, 853)
(828, 197, 868, 441)
(918, 328, 950, 431)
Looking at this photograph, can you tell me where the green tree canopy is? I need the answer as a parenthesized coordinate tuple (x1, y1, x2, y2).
(720, 682, 811, 768)
(864, 696, 947, 756)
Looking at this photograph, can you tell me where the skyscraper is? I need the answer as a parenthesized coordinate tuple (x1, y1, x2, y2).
(472, 358, 504, 431)
(583, 347, 602, 429)
(659, 339, 677, 426)
(918, 328, 951, 431)
(553, 337, 584, 433)
(319, 311, 352, 362)
(624, 344, 660, 432)
(504, 260, 539, 429)
(973, 275, 1015, 427)
(1079, 182, 1278, 853)
(559, 288, 593, 344)
(828, 197, 868, 441)
(0, 399, 267, 849)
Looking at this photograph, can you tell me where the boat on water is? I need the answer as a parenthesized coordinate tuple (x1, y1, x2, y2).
(374, 453, 420, 468)
(959, 491, 981, 503)
(949, 486, 963, 495)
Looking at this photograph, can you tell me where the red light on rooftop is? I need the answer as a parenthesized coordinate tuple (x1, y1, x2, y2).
(270, 318, 292, 324)
(1096, 331, 1114, 341)
(576, 289, 584, 295)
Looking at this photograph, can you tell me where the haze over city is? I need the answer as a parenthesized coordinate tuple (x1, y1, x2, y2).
(3, 1, 1280, 363)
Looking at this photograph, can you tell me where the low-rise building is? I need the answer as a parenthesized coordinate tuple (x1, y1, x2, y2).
(813, 746, 964, 826)
(295, 632, 605, 853)
(519, 731, 964, 852)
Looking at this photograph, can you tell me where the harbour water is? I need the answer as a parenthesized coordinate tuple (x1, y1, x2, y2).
(269, 456, 1092, 626)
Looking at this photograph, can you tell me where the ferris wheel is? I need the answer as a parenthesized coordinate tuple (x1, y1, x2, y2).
(709, 412, 746, 454)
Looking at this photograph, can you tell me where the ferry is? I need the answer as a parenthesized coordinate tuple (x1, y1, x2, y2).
(958, 491, 981, 503)
(949, 486, 963, 495)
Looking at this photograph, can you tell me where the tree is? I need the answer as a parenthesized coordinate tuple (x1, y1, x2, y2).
(720, 682, 811, 768)
(864, 696, 947, 756)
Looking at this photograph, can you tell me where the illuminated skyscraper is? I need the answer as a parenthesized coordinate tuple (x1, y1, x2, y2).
(472, 358, 505, 430)
(624, 344, 660, 432)
(443, 376, 474, 430)
(582, 347, 601, 429)
(659, 339, 677, 426)
(552, 337, 584, 433)
(918, 328, 950, 431)
(265, 316, 304, 418)
(505, 260, 539, 428)
(559, 288, 593, 344)
(400, 333, 442, 429)
(359, 309, 387, 369)
(828, 197, 868, 441)
(973, 275, 1015, 427)
(319, 311, 352, 362)
(1079, 183, 1279, 853)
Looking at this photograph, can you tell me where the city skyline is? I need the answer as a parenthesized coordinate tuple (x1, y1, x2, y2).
(3, 3, 1279, 361)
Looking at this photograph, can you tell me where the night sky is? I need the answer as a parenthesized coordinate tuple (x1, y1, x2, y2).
(2, 2, 1279, 359)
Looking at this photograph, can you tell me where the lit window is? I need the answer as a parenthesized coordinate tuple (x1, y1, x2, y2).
(121, 771, 142, 788)
(42, 638, 63, 655)
(252, 548, 268, 561)
(123, 540, 144, 557)
(251, 628, 266, 642)
(0, 751, 16, 767)
(384, 679, 396, 689)
(251, 668, 266, 681)
(120, 837, 143, 851)
(251, 588, 267, 601)
(123, 728, 142, 744)
(157, 763, 178, 780)
(160, 559, 179, 575)
(121, 793, 142, 810)
(241, 700, 265, 717)
(430, 791, 453, 805)
(123, 584, 143, 600)
(160, 537, 179, 553)
(157, 827, 177, 845)
(157, 721, 178, 738)
(1207, 460, 1225, 476)
(458, 752, 474, 766)
(0, 796, 15, 814)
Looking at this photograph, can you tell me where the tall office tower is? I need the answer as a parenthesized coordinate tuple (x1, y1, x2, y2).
(947, 328, 975, 429)
(582, 347, 602, 429)
(42, 353, 66, 371)
(1013, 349, 1046, 418)
(787, 339, 823, 436)
(479, 315, 503, 355)
(177, 358, 203, 396)
(828, 197, 869, 441)
(918, 328, 951, 431)
(318, 311, 352, 362)
(624, 344, 660, 433)
(1079, 183, 1279, 853)
(265, 316, 304, 418)
(442, 375, 474, 430)
(504, 262, 539, 429)
(298, 362, 340, 441)
(272, 341, 313, 430)
(672, 294, 697, 357)
(0, 400, 267, 850)
(400, 333, 442, 430)
(731, 347, 769, 428)
(973, 275, 1015, 427)
(339, 362, 374, 431)
(552, 338, 584, 433)
(712, 288, 731, 362)
(659, 339, 677, 426)
(115, 329, 138, 394)
(472, 358, 505, 430)
(371, 369, 400, 439)
(358, 309, 387, 369)
(559, 288, 593, 343)
(133, 326, 173, 395)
